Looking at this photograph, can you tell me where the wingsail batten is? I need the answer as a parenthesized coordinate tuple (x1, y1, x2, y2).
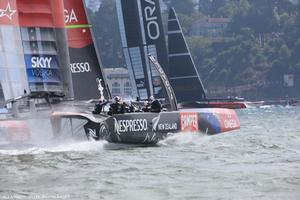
(116, 0, 169, 99)
(168, 8, 206, 102)
(64, 0, 109, 101)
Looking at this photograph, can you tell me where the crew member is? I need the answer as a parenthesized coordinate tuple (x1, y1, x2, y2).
(149, 96, 162, 113)
(109, 96, 124, 115)
(92, 99, 107, 114)
(142, 101, 150, 112)
(129, 102, 135, 113)
(122, 102, 130, 113)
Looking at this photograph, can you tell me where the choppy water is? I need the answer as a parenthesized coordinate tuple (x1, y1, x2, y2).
(1, 107, 300, 200)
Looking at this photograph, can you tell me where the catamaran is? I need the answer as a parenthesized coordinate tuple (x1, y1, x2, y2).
(1, 0, 240, 145)
(50, 0, 240, 145)
(52, 55, 240, 144)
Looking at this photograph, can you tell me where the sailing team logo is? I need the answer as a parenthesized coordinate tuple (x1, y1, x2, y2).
(87, 128, 97, 138)
(142, 0, 160, 40)
(180, 112, 199, 132)
(0, 2, 16, 20)
(64, 8, 78, 24)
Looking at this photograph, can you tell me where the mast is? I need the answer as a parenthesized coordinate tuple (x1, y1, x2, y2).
(168, 8, 207, 103)
(116, 0, 169, 99)
(64, 0, 110, 100)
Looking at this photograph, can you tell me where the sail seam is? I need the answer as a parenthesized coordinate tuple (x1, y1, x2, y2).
(168, 53, 190, 57)
(168, 30, 181, 34)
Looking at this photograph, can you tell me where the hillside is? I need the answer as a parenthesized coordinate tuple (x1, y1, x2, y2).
(88, 0, 300, 100)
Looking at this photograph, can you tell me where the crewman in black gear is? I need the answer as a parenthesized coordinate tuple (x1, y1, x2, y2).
(122, 102, 130, 113)
(109, 96, 125, 115)
(149, 96, 162, 113)
(92, 99, 107, 114)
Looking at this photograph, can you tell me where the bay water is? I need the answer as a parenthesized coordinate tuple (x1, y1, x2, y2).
(0, 107, 300, 200)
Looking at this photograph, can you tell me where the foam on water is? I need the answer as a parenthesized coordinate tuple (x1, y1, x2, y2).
(0, 140, 107, 155)
(159, 132, 211, 146)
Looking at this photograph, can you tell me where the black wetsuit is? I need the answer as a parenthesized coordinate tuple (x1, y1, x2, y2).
(150, 100, 162, 113)
(110, 102, 125, 115)
(92, 101, 108, 114)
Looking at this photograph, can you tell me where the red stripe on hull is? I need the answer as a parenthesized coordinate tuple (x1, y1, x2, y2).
(208, 102, 247, 109)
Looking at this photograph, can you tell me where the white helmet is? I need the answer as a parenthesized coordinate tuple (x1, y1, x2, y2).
(114, 96, 121, 102)
(149, 96, 155, 102)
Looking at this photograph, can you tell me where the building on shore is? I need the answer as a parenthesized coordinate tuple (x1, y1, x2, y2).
(190, 17, 230, 37)
(104, 68, 133, 99)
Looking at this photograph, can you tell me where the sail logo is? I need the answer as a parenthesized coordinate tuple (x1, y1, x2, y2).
(31, 57, 53, 68)
(32, 69, 53, 78)
(115, 119, 148, 133)
(152, 113, 177, 131)
(0, 3, 16, 20)
(70, 62, 91, 73)
(64, 9, 78, 24)
(143, 0, 160, 40)
(180, 112, 198, 132)
(88, 128, 97, 138)
(158, 123, 177, 131)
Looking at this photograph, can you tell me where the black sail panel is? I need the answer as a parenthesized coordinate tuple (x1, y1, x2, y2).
(116, 0, 150, 99)
(116, 0, 169, 99)
(168, 8, 206, 103)
(139, 0, 169, 75)
(169, 55, 199, 77)
(64, 0, 109, 100)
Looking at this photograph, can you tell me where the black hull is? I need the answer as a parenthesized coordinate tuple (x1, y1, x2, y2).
(51, 108, 240, 145)
(82, 109, 240, 144)
(103, 113, 176, 144)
